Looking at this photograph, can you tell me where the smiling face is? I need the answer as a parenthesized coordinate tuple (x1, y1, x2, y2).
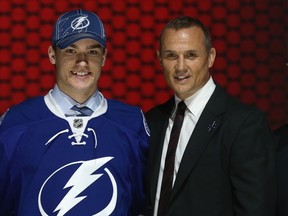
(48, 38, 107, 103)
(158, 26, 216, 100)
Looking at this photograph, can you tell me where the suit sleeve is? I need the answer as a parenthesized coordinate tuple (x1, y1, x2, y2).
(229, 109, 277, 215)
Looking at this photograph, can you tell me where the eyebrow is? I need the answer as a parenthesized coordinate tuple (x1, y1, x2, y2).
(164, 49, 198, 53)
(87, 44, 102, 49)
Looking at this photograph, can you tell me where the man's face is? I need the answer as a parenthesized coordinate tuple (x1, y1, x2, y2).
(48, 38, 107, 103)
(158, 26, 216, 100)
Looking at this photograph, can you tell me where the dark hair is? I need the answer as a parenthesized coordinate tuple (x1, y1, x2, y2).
(159, 16, 212, 53)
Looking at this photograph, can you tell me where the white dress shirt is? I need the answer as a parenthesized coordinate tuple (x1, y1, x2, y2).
(153, 77, 216, 215)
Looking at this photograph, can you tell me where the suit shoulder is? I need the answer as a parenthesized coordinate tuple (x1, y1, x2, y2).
(274, 124, 288, 136)
(273, 124, 288, 150)
(145, 99, 173, 119)
(213, 84, 263, 115)
(229, 96, 264, 116)
(206, 85, 269, 132)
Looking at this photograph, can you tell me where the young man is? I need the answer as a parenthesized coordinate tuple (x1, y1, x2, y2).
(0, 9, 149, 215)
(145, 16, 276, 216)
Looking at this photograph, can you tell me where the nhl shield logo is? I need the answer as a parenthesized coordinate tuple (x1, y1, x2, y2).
(73, 118, 83, 128)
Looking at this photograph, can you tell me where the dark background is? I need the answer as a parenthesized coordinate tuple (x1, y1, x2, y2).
(0, 0, 287, 130)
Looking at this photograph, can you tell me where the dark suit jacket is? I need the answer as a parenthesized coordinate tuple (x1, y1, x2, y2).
(145, 84, 277, 216)
(274, 124, 288, 216)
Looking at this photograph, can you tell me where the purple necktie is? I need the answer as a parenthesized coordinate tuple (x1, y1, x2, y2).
(157, 101, 187, 216)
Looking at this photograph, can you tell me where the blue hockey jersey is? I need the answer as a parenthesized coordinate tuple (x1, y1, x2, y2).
(0, 91, 150, 216)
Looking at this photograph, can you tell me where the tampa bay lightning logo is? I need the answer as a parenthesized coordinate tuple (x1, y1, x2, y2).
(71, 16, 90, 31)
(38, 157, 117, 215)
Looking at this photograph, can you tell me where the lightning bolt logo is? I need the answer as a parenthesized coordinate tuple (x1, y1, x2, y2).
(71, 16, 90, 31)
(55, 157, 112, 215)
(38, 157, 117, 216)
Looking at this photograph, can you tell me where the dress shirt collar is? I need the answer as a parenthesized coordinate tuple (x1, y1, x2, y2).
(50, 84, 101, 115)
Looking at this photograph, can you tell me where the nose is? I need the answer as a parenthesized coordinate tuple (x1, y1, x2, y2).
(76, 53, 88, 66)
(175, 55, 187, 72)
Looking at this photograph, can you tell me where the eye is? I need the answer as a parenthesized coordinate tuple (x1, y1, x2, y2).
(88, 50, 99, 55)
(186, 52, 197, 59)
(65, 49, 76, 54)
(165, 52, 178, 60)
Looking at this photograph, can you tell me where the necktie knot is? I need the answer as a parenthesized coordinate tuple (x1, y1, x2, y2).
(176, 101, 186, 116)
(71, 105, 93, 116)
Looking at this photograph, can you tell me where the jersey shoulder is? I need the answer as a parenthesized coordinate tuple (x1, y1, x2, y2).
(0, 96, 50, 130)
(106, 99, 142, 118)
(105, 99, 149, 136)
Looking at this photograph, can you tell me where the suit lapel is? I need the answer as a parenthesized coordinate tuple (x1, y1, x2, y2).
(171, 85, 227, 200)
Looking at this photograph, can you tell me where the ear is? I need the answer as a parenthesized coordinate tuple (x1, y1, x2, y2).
(101, 48, 107, 67)
(157, 50, 163, 66)
(208, 47, 216, 68)
(48, 46, 56, 65)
